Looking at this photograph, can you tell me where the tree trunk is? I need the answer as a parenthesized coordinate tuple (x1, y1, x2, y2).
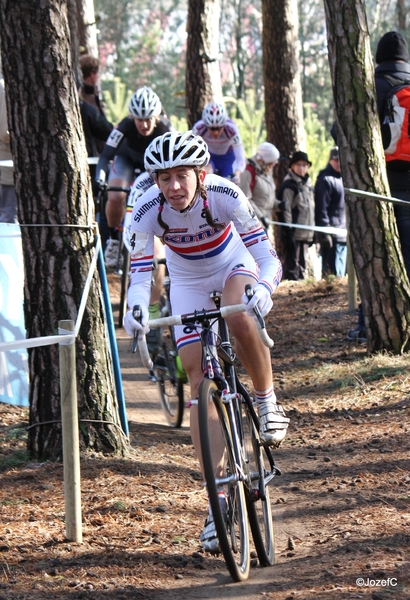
(66, 0, 81, 81)
(262, 0, 305, 266)
(76, 0, 99, 57)
(185, 0, 223, 128)
(323, 0, 410, 353)
(234, 0, 245, 102)
(262, 0, 306, 184)
(0, 0, 129, 458)
(397, 0, 406, 32)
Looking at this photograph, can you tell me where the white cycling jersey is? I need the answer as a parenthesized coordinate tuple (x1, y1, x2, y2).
(127, 174, 282, 322)
(192, 119, 246, 173)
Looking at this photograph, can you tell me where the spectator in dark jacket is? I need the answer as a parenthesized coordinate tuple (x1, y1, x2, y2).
(374, 31, 410, 279)
(77, 77, 113, 203)
(315, 146, 346, 277)
(276, 151, 315, 280)
(80, 55, 108, 134)
(79, 100, 113, 159)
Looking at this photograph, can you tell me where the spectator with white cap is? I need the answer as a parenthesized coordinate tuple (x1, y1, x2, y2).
(239, 142, 280, 236)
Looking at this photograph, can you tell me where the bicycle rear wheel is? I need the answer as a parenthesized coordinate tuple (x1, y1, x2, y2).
(242, 399, 275, 566)
(118, 247, 130, 328)
(198, 378, 250, 582)
(154, 328, 184, 428)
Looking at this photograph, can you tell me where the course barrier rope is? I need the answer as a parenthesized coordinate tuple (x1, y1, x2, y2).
(344, 187, 410, 206)
(267, 186, 408, 236)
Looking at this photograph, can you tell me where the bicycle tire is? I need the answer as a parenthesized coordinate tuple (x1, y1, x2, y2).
(198, 378, 250, 582)
(118, 247, 130, 328)
(154, 328, 184, 428)
(242, 400, 275, 566)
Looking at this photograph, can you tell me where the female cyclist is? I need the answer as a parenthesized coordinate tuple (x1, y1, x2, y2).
(123, 131, 289, 552)
(192, 101, 246, 183)
(96, 86, 171, 267)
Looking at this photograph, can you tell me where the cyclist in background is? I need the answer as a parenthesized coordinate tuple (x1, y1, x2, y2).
(96, 86, 172, 268)
(123, 131, 289, 553)
(192, 101, 246, 184)
(124, 171, 166, 353)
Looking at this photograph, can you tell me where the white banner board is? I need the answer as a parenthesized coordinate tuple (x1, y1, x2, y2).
(0, 224, 29, 406)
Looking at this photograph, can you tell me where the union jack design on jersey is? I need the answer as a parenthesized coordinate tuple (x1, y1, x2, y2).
(165, 224, 233, 260)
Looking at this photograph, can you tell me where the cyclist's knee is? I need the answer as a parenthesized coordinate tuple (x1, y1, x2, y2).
(226, 310, 251, 336)
(108, 190, 126, 206)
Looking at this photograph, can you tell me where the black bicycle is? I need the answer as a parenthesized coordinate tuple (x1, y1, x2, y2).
(136, 286, 281, 581)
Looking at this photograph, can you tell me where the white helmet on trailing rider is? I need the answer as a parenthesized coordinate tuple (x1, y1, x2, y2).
(202, 102, 227, 128)
(128, 86, 162, 119)
(144, 131, 210, 174)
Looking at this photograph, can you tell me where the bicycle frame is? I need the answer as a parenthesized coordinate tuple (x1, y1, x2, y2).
(198, 293, 280, 487)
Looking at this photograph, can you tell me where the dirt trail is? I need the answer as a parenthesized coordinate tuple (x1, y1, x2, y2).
(0, 276, 409, 599)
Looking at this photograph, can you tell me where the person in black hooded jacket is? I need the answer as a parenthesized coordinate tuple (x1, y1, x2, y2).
(314, 146, 346, 278)
(374, 30, 410, 279)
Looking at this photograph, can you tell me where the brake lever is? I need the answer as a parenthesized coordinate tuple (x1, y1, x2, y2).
(244, 284, 265, 329)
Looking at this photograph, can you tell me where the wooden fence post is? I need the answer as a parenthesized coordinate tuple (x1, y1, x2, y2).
(59, 320, 82, 543)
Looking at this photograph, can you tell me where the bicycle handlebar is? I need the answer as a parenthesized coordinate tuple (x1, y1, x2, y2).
(131, 307, 154, 370)
(137, 336, 153, 370)
(134, 300, 274, 371)
(96, 182, 131, 193)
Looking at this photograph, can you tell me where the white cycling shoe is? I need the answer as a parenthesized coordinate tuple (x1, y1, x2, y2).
(257, 402, 290, 447)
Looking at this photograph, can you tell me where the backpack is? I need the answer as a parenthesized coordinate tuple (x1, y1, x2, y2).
(245, 162, 257, 191)
(378, 73, 410, 162)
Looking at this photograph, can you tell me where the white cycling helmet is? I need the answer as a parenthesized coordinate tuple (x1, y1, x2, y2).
(128, 86, 162, 119)
(144, 130, 210, 174)
(202, 102, 227, 128)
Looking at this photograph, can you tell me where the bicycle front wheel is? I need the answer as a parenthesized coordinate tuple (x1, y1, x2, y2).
(242, 400, 275, 566)
(198, 378, 250, 582)
(154, 328, 184, 428)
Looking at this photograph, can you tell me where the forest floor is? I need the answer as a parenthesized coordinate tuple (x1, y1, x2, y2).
(0, 276, 410, 599)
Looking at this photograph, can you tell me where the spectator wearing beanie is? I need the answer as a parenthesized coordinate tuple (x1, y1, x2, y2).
(239, 142, 280, 239)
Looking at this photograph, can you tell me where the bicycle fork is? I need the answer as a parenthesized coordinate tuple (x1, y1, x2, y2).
(219, 391, 247, 485)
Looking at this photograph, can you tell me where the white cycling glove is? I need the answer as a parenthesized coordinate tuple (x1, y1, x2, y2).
(242, 284, 273, 318)
(123, 308, 150, 338)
